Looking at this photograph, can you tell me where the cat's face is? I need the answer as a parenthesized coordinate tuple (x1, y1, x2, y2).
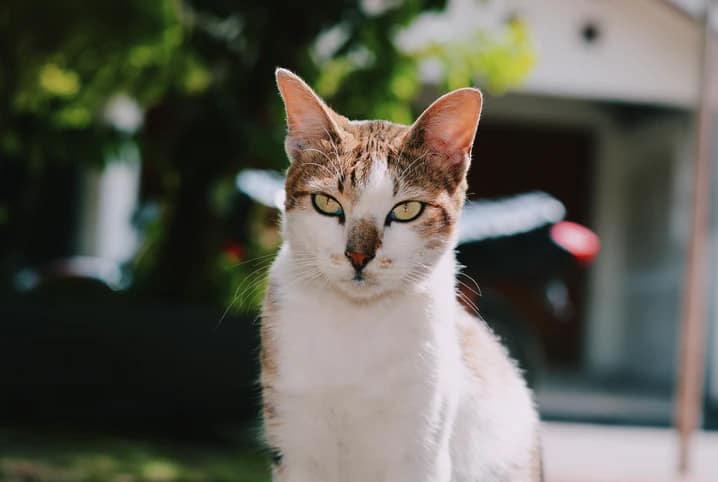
(276, 69, 482, 301)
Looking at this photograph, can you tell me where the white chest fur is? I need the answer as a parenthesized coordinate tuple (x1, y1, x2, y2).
(267, 247, 463, 482)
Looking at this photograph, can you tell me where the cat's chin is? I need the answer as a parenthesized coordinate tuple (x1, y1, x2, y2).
(332, 278, 395, 302)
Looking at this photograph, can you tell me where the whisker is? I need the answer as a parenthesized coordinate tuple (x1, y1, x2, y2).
(223, 252, 277, 269)
(322, 126, 342, 166)
(234, 271, 270, 307)
(297, 158, 338, 178)
(457, 279, 480, 297)
(457, 291, 481, 316)
(215, 263, 272, 330)
(457, 271, 482, 297)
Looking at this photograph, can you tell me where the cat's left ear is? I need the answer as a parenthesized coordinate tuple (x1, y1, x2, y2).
(405, 88, 483, 178)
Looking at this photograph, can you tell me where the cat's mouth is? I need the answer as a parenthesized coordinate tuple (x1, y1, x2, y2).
(348, 277, 372, 286)
(343, 273, 378, 288)
(338, 277, 383, 299)
(330, 271, 391, 301)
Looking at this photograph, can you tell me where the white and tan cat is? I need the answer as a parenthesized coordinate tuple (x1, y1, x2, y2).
(260, 68, 542, 482)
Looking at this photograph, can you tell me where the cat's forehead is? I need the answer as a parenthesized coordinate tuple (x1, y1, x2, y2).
(289, 121, 404, 188)
(341, 120, 408, 181)
(344, 120, 407, 148)
(340, 120, 441, 197)
(343, 121, 408, 165)
(285, 119, 453, 209)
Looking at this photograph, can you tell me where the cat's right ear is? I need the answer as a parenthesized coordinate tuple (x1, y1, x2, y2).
(275, 68, 343, 160)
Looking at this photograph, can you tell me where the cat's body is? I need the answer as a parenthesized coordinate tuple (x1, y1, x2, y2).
(260, 69, 542, 482)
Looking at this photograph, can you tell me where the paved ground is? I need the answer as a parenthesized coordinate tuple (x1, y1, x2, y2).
(543, 422, 718, 482)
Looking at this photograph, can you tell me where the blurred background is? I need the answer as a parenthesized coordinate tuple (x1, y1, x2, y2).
(1, 0, 718, 481)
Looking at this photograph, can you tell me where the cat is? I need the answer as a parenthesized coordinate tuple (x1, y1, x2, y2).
(260, 68, 542, 482)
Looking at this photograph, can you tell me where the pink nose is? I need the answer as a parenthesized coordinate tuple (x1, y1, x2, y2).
(345, 250, 373, 271)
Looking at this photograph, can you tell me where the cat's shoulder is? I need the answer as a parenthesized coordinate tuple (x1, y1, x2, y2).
(455, 305, 526, 386)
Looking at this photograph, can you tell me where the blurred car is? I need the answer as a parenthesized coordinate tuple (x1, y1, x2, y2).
(455, 192, 599, 386)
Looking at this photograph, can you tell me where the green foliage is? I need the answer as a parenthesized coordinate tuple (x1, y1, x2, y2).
(311, 0, 431, 123)
(414, 18, 535, 93)
(0, 429, 270, 482)
(311, 6, 535, 123)
(1, 0, 207, 165)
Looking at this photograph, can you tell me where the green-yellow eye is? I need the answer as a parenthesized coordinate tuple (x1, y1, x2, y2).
(312, 193, 344, 217)
(389, 201, 425, 223)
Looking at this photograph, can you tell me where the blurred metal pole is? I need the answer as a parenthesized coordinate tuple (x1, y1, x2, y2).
(675, 0, 716, 475)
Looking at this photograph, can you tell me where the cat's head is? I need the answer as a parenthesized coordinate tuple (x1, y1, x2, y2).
(276, 68, 482, 301)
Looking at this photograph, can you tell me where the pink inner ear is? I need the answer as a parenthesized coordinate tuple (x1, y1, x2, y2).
(425, 121, 472, 153)
(285, 90, 331, 136)
(276, 69, 339, 140)
(413, 88, 483, 159)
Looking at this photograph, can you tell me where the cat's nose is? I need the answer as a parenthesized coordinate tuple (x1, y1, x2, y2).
(345, 250, 374, 271)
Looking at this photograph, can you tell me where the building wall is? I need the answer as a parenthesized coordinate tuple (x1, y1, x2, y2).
(399, 0, 702, 106)
(582, 113, 694, 387)
(486, 93, 694, 389)
(709, 115, 718, 404)
(515, 0, 700, 107)
(619, 117, 693, 386)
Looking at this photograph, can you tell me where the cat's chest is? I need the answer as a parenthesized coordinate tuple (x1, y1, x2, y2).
(271, 284, 436, 392)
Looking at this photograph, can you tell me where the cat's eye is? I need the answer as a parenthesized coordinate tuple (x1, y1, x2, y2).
(312, 193, 344, 218)
(388, 201, 425, 223)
